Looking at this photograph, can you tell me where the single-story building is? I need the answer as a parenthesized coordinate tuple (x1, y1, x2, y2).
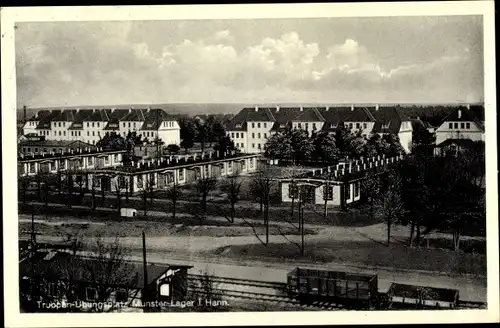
(18, 139, 97, 157)
(279, 154, 404, 210)
(19, 250, 192, 312)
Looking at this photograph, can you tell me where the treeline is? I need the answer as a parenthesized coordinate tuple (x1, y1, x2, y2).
(177, 115, 232, 153)
(372, 141, 486, 251)
(264, 126, 404, 165)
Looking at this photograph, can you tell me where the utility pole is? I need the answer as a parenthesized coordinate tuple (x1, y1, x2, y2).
(142, 231, 149, 312)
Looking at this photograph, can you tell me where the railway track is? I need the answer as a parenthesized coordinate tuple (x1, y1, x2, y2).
(188, 274, 487, 311)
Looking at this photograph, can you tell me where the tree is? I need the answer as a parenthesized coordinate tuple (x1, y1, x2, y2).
(362, 172, 381, 220)
(264, 132, 293, 162)
(220, 173, 243, 223)
(249, 168, 276, 245)
(140, 175, 155, 216)
(375, 170, 405, 246)
(81, 233, 135, 309)
(166, 144, 180, 155)
(195, 176, 218, 215)
(96, 132, 127, 151)
(312, 131, 340, 163)
(213, 135, 238, 158)
(195, 118, 208, 152)
(382, 133, 405, 157)
(180, 138, 195, 154)
(290, 128, 314, 164)
(364, 133, 390, 158)
(165, 181, 182, 220)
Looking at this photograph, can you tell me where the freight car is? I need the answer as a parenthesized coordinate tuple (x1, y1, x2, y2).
(386, 283, 460, 309)
(287, 267, 379, 309)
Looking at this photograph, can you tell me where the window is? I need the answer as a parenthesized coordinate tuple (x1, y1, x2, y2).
(204, 165, 209, 177)
(128, 122, 131, 128)
(63, 131, 66, 136)
(92, 131, 95, 136)
(298, 123, 302, 129)
(179, 169, 184, 180)
(86, 287, 98, 301)
(363, 123, 367, 129)
(105, 156, 110, 165)
(118, 176, 126, 189)
(228, 162, 232, 172)
(252, 123, 255, 128)
(349, 123, 353, 129)
(47, 283, 57, 297)
(305, 123, 309, 129)
(71, 131, 73, 136)
(449, 123, 453, 129)
(250, 158, 254, 168)
(88, 157, 94, 166)
(87, 122, 90, 127)
(258, 143, 261, 149)
(264, 133, 267, 138)
(356, 123, 360, 129)
(346, 185, 351, 199)
(258, 133, 261, 138)
(323, 185, 333, 200)
(252, 133, 255, 138)
(87, 131, 90, 136)
(43, 148, 47, 152)
(461, 122, 465, 129)
(354, 182, 360, 197)
(264, 123, 267, 128)
(454, 123, 458, 129)
(466, 122, 471, 129)
(252, 143, 255, 148)
(29, 163, 35, 173)
(137, 175, 143, 188)
(115, 289, 128, 302)
(312, 123, 316, 130)
(34, 148, 38, 153)
(59, 131, 62, 136)
(92, 122, 95, 128)
(231, 133, 235, 138)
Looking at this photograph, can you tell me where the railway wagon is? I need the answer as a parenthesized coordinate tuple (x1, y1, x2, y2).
(386, 283, 460, 310)
(287, 267, 378, 309)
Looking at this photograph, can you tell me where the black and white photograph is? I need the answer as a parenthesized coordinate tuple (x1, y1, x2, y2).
(2, 2, 498, 327)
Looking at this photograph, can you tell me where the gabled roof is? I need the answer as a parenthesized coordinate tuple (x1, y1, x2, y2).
(369, 106, 409, 134)
(108, 109, 131, 122)
(441, 106, 485, 131)
(84, 109, 109, 122)
(318, 106, 353, 132)
(27, 110, 52, 122)
(292, 107, 326, 122)
(121, 108, 146, 122)
(140, 109, 175, 130)
(269, 107, 302, 131)
(435, 138, 478, 148)
(344, 107, 377, 122)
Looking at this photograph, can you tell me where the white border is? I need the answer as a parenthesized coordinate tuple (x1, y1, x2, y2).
(2, 1, 498, 326)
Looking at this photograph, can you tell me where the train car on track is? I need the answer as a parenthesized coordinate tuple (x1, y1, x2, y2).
(287, 267, 379, 309)
(386, 283, 460, 309)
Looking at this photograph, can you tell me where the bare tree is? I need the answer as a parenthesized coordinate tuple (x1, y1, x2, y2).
(82, 233, 135, 308)
(220, 171, 242, 223)
(165, 180, 182, 220)
(362, 172, 381, 220)
(195, 176, 218, 214)
(140, 176, 155, 216)
(249, 168, 276, 245)
(375, 171, 405, 246)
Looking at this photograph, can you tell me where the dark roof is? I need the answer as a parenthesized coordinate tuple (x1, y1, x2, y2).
(369, 106, 409, 134)
(387, 283, 459, 303)
(84, 109, 109, 122)
(19, 140, 96, 148)
(121, 108, 146, 122)
(20, 251, 192, 289)
(441, 106, 485, 131)
(344, 107, 376, 122)
(318, 106, 353, 132)
(140, 109, 175, 130)
(435, 138, 478, 148)
(292, 107, 326, 122)
(104, 122, 120, 130)
(108, 109, 131, 122)
(27, 110, 51, 121)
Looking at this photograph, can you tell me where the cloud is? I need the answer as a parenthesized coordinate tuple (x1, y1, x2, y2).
(15, 23, 483, 106)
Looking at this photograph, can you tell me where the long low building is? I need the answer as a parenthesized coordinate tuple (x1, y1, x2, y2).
(279, 154, 404, 210)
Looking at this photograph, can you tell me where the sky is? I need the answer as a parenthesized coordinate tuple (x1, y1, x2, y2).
(15, 16, 484, 108)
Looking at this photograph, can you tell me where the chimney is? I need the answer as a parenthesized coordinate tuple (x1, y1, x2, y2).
(325, 106, 329, 111)
(375, 104, 379, 111)
(23, 106, 27, 122)
(276, 106, 280, 113)
(129, 108, 133, 113)
(351, 104, 354, 111)
(300, 106, 303, 112)
(458, 109, 462, 119)
(466, 104, 471, 110)
(254, 106, 259, 112)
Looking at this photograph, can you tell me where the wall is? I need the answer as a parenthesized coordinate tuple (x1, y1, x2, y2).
(291, 121, 326, 137)
(435, 121, 484, 145)
(245, 121, 273, 154)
